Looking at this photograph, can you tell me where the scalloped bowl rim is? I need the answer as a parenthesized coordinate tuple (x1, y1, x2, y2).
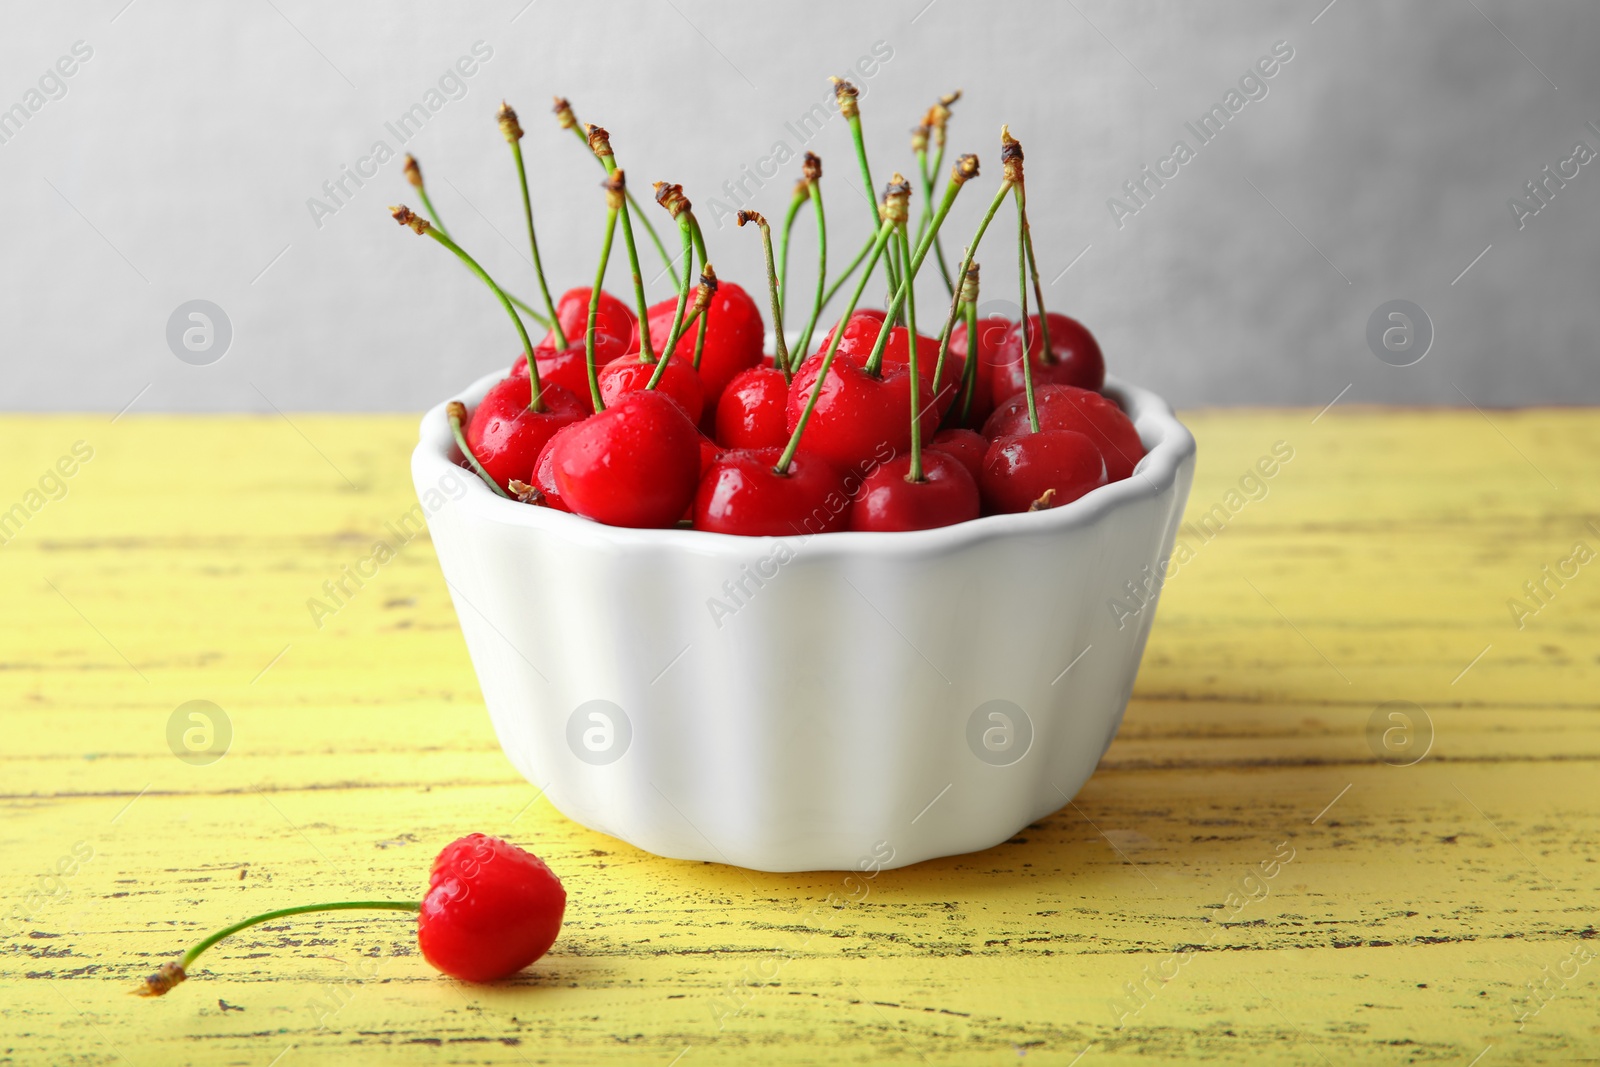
(415, 368, 1195, 554)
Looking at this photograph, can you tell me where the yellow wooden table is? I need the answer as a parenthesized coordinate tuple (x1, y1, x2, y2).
(2, 408, 1596, 1065)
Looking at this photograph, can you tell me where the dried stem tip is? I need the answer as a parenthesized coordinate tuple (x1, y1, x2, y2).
(736, 210, 767, 228)
(403, 154, 422, 187)
(552, 96, 576, 129)
(802, 151, 822, 184)
(960, 261, 981, 304)
(586, 123, 613, 160)
(507, 479, 543, 504)
(927, 90, 961, 140)
(134, 961, 186, 997)
(497, 101, 524, 142)
(603, 169, 627, 210)
(654, 182, 691, 219)
(390, 205, 432, 235)
(951, 153, 980, 185)
(881, 173, 912, 224)
(910, 124, 929, 153)
(693, 263, 719, 310)
(447, 401, 469, 427)
(1000, 125, 1024, 183)
(830, 77, 860, 119)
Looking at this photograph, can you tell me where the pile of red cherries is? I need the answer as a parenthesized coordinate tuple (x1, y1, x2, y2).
(398, 90, 1145, 535)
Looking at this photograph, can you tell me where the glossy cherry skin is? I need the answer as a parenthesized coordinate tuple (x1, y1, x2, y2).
(416, 834, 566, 984)
(989, 312, 1105, 405)
(715, 364, 791, 449)
(929, 428, 988, 485)
(641, 281, 764, 414)
(817, 307, 887, 351)
(597, 354, 704, 423)
(980, 429, 1108, 514)
(464, 376, 586, 490)
(828, 314, 963, 421)
(509, 348, 600, 414)
(532, 421, 585, 512)
(694, 447, 847, 535)
(945, 313, 1010, 427)
(785, 353, 935, 476)
(850, 451, 979, 532)
(551, 391, 701, 528)
(538, 287, 636, 366)
(981, 384, 1145, 481)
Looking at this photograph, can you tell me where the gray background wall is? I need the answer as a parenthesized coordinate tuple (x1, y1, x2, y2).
(1, 0, 1595, 413)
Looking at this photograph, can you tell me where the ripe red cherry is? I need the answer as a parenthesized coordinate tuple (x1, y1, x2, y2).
(552, 391, 701, 528)
(538, 286, 637, 366)
(465, 376, 585, 490)
(715, 364, 790, 449)
(785, 353, 934, 475)
(929, 428, 988, 485)
(510, 347, 599, 414)
(980, 429, 1108, 514)
(817, 307, 886, 351)
(597, 353, 705, 423)
(989, 312, 1105, 406)
(829, 315, 962, 421)
(850, 451, 979, 532)
(694, 448, 846, 535)
(532, 421, 585, 512)
(982, 384, 1145, 481)
(946, 312, 1010, 426)
(417, 834, 566, 984)
(642, 281, 764, 413)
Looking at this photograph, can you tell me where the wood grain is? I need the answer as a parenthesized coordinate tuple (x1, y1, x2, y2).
(2, 409, 1597, 1065)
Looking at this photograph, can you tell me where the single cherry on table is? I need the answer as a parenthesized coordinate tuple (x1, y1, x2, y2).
(136, 833, 565, 995)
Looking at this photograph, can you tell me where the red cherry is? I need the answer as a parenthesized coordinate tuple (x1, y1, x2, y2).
(980, 430, 1108, 514)
(981, 384, 1145, 481)
(929, 428, 988, 485)
(828, 316, 961, 419)
(532, 421, 585, 512)
(990, 312, 1105, 405)
(464, 376, 585, 490)
(850, 451, 980, 532)
(715, 364, 791, 449)
(538, 287, 636, 366)
(945, 313, 1010, 426)
(417, 834, 566, 984)
(643, 283, 764, 413)
(552, 391, 701, 528)
(694, 447, 847, 535)
(597, 354, 705, 423)
(785, 353, 933, 476)
(817, 307, 887, 351)
(509, 347, 601, 414)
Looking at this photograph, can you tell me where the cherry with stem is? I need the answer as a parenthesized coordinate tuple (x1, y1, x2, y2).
(553, 96, 675, 277)
(792, 153, 829, 369)
(585, 124, 655, 364)
(585, 170, 627, 412)
(775, 216, 899, 473)
(447, 401, 512, 498)
(498, 102, 566, 349)
(391, 205, 549, 412)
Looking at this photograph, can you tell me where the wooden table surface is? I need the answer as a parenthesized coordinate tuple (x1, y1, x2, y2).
(2, 408, 1597, 1065)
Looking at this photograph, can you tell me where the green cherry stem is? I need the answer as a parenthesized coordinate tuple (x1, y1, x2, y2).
(391, 205, 547, 412)
(648, 183, 697, 388)
(691, 264, 716, 371)
(585, 125, 655, 364)
(447, 402, 511, 497)
(864, 158, 977, 378)
(957, 263, 981, 425)
(775, 217, 897, 474)
(819, 232, 874, 311)
(738, 211, 790, 380)
(586, 171, 627, 412)
(136, 901, 420, 996)
(554, 97, 675, 277)
(898, 221, 924, 481)
(833, 77, 899, 297)
(1014, 184, 1038, 434)
(927, 174, 1014, 417)
(1017, 179, 1053, 364)
(793, 171, 829, 373)
(499, 103, 566, 350)
(776, 179, 810, 320)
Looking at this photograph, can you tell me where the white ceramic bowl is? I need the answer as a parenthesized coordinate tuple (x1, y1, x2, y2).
(413, 369, 1195, 872)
